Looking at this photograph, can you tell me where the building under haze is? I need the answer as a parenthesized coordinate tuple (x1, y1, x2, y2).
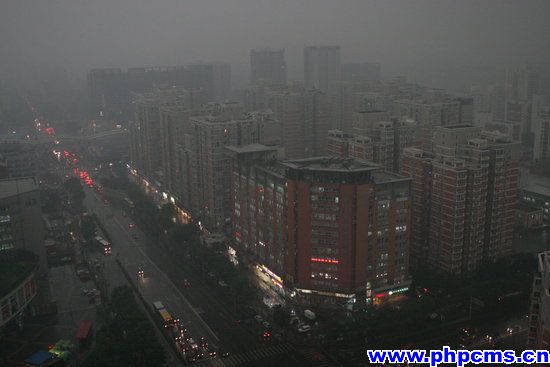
(401, 125, 520, 275)
(228, 149, 412, 307)
(88, 63, 231, 121)
(327, 118, 420, 173)
(268, 86, 331, 159)
(341, 62, 381, 82)
(250, 48, 287, 86)
(130, 87, 189, 182)
(528, 251, 550, 349)
(304, 45, 341, 94)
(0, 177, 46, 273)
(394, 97, 474, 127)
(181, 107, 280, 230)
(159, 89, 209, 194)
(0, 139, 38, 179)
(533, 113, 550, 162)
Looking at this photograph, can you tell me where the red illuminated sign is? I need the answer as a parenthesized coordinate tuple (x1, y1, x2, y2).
(311, 257, 339, 264)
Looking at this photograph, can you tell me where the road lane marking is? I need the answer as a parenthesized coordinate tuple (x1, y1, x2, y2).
(86, 189, 220, 342)
(99, 206, 220, 343)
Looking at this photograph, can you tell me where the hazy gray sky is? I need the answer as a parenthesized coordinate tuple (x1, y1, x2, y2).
(2, 0, 549, 85)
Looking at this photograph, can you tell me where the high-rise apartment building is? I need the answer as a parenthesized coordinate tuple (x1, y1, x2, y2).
(131, 88, 187, 181)
(250, 48, 287, 86)
(87, 68, 128, 120)
(328, 80, 377, 132)
(503, 68, 541, 149)
(401, 125, 520, 275)
(482, 131, 520, 260)
(394, 98, 473, 127)
(268, 87, 331, 159)
(88, 63, 231, 121)
(533, 116, 550, 161)
(328, 117, 421, 173)
(184, 109, 280, 229)
(228, 150, 412, 307)
(327, 130, 375, 163)
(505, 67, 540, 103)
(159, 89, 210, 194)
(304, 46, 341, 93)
(528, 251, 550, 349)
(327, 130, 352, 157)
(187, 62, 232, 102)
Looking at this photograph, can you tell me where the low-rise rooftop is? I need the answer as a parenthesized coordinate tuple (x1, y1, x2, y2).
(371, 171, 411, 184)
(0, 177, 38, 200)
(226, 144, 278, 154)
(282, 156, 380, 173)
(0, 258, 36, 298)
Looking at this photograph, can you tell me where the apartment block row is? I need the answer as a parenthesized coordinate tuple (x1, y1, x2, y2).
(401, 125, 520, 276)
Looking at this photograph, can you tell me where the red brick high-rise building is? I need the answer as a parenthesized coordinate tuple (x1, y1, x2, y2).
(228, 147, 412, 307)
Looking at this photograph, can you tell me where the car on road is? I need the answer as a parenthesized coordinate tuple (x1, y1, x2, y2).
(218, 280, 229, 287)
(199, 337, 208, 350)
(138, 267, 145, 278)
(219, 349, 229, 358)
(187, 337, 198, 349)
(262, 321, 271, 329)
(262, 330, 272, 341)
(177, 321, 187, 335)
(298, 324, 312, 333)
(254, 315, 263, 323)
(128, 223, 135, 228)
(183, 279, 191, 287)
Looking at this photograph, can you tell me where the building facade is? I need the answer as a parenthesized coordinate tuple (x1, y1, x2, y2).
(87, 63, 231, 121)
(184, 110, 280, 229)
(229, 151, 412, 307)
(304, 45, 341, 94)
(250, 48, 287, 86)
(0, 178, 46, 274)
(528, 251, 550, 349)
(400, 125, 520, 275)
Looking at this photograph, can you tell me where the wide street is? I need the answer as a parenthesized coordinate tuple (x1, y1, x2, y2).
(81, 183, 314, 366)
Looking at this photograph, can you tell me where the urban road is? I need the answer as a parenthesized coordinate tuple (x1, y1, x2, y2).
(82, 185, 307, 366)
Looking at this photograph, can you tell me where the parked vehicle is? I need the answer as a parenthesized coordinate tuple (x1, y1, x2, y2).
(304, 309, 316, 320)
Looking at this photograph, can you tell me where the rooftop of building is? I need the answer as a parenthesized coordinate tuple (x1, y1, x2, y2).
(328, 130, 353, 140)
(0, 177, 38, 200)
(440, 124, 477, 130)
(517, 203, 543, 213)
(371, 171, 412, 184)
(0, 253, 37, 298)
(226, 144, 279, 155)
(521, 170, 550, 197)
(282, 156, 381, 173)
(251, 47, 285, 52)
(189, 115, 233, 124)
(355, 109, 388, 114)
